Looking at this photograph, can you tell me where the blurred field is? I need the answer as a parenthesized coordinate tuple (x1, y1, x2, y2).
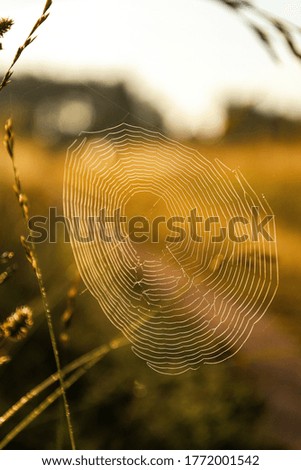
(0, 133, 301, 450)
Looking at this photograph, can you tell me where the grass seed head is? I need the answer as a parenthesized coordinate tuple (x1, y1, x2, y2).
(0, 306, 33, 341)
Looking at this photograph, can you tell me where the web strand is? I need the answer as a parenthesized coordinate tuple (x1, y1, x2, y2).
(63, 123, 278, 374)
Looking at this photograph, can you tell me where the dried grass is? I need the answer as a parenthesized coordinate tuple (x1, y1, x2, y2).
(0, 0, 52, 91)
(3, 118, 76, 450)
(218, 0, 301, 60)
(0, 0, 76, 449)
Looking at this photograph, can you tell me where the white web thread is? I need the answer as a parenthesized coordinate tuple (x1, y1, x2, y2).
(63, 123, 279, 375)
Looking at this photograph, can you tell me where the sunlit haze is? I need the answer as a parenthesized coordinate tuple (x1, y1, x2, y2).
(1, 0, 301, 136)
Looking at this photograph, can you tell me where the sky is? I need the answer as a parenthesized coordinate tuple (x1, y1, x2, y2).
(1, 0, 301, 136)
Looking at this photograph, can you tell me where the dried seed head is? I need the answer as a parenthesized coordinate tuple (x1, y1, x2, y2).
(0, 355, 11, 366)
(3, 118, 14, 159)
(60, 332, 69, 344)
(0, 18, 14, 38)
(0, 306, 33, 341)
(20, 236, 38, 274)
(62, 308, 73, 325)
(60, 277, 80, 343)
(0, 251, 14, 264)
(67, 286, 77, 299)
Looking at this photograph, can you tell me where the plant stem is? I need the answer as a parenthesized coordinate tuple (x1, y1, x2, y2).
(3, 119, 76, 449)
(0, 337, 128, 448)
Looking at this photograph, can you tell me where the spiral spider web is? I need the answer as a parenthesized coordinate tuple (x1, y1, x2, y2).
(63, 123, 278, 374)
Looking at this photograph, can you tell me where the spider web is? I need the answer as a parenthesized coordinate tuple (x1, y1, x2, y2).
(63, 123, 278, 374)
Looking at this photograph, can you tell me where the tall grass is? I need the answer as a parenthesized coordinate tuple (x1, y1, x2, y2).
(0, 3, 131, 449)
(0, 0, 76, 449)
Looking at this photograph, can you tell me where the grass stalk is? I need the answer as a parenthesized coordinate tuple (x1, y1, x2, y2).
(0, 0, 53, 91)
(0, 337, 128, 449)
(3, 118, 76, 449)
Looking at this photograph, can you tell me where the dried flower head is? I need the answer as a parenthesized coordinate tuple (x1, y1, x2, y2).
(0, 306, 33, 341)
(0, 18, 13, 38)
